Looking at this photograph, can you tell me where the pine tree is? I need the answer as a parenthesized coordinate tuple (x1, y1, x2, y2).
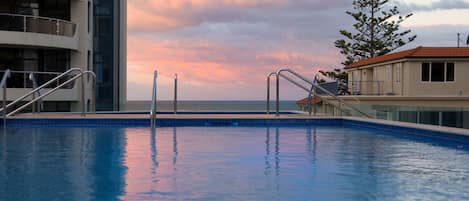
(335, 0, 417, 66)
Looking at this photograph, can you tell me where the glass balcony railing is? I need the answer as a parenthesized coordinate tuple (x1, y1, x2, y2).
(0, 13, 76, 37)
(0, 70, 76, 89)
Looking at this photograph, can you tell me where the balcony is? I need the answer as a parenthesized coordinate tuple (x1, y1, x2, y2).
(0, 13, 78, 50)
(349, 81, 386, 95)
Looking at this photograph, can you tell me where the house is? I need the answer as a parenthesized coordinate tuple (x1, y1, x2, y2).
(337, 46, 469, 128)
(345, 46, 469, 97)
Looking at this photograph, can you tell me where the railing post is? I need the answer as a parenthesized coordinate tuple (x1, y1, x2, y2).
(275, 72, 280, 117)
(81, 73, 85, 117)
(56, 20, 60, 35)
(267, 76, 270, 114)
(3, 82, 7, 126)
(313, 86, 317, 116)
(23, 16, 26, 32)
(150, 71, 158, 128)
(174, 73, 178, 115)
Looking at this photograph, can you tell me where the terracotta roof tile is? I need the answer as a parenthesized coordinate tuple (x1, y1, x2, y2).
(296, 96, 322, 105)
(346, 47, 469, 69)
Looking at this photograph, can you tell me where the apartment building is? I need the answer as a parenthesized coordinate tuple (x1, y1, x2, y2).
(0, 0, 126, 112)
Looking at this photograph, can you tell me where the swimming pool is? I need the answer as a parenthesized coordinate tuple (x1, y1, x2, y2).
(0, 120, 468, 201)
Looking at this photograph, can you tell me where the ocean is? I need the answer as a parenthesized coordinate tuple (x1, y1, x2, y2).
(124, 100, 299, 111)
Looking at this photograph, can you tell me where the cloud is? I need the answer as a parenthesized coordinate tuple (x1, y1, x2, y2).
(127, 0, 469, 100)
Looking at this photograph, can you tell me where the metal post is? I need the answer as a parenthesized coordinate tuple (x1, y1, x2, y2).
(275, 72, 280, 117)
(3, 83, 6, 126)
(81, 74, 85, 117)
(174, 74, 178, 115)
(267, 76, 270, 114)
(150, 71, 158, 128)
(313, 86, 317, 115)
(31, 89, 36, 113)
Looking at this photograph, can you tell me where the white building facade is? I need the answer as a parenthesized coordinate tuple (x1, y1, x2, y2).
(0, 0, 126, 112)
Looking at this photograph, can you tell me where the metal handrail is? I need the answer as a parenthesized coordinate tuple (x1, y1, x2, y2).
(29, 73, 43, 113)
(1, 69, 11, 126)
(275, 68, 372, 118)
(83, 71, 97, 113)
(266, 72, 276, 114)
(0, 68, 83, 114)
(0, 70, 11, 91)
(7, 71, 96, 117)
(174, 74, 178, 115)
(150, 71, 158, 127)
(306, 74, 320, 116)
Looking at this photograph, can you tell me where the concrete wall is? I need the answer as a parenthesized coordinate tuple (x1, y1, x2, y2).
(0, 30, 79, 50)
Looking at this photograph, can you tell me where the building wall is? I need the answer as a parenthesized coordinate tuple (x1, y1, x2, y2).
(348, 59, 469, 97)
(70, 0, 93, 111)
(406, 60, 469, 96)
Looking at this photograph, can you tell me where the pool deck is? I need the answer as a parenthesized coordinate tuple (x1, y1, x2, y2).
(7, 112, 469, 136)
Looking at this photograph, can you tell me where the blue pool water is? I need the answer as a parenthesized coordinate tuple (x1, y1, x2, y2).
(0, 125, 468, 201)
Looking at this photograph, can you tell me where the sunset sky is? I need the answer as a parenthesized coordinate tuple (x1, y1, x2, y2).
(127, 0, 469, 100)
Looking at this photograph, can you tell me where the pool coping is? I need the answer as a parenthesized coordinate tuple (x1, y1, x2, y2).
(343, 116, 469, 137)
(3, 114, 469, 141)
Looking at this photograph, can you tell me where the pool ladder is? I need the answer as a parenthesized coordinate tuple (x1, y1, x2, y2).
(266, 68, 372, 118)
(0, 68, 97, 126)
(150, 71, 179, 128)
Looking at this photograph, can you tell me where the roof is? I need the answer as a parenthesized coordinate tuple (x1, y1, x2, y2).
(296, 96, 322, 105)
(346, 46, 469, 69)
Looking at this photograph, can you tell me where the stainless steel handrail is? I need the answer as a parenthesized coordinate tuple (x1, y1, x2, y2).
(7, 71, 96, 117)
(1, 69, 11, 126)
(150, 71, 158, 127)
(0, 68, 83, 114)
(266, 72, 276, 114)
(29, 73, 43, 113)
(306, 74, 320, 116)
(83, 71, 97, 113)
(174, 73, 178, 115)
(275, 68, 372, 118)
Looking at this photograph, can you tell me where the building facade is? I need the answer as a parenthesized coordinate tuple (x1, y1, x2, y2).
(0, 0, 126, 112)
(346, 47, 469, 97)
(341, 47, 469, 128)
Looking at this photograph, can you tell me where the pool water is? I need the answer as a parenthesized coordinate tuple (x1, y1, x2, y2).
(0, 126, 468, 201)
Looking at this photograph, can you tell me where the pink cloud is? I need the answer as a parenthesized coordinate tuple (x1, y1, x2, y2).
(126, 0, 346, 100)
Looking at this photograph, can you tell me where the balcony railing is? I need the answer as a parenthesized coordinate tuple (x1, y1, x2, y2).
(0, 13, 76, 37)
(0, 70, 75, 89)
(350, 81, 385, 95)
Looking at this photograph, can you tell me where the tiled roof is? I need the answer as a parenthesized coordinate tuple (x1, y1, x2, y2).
(346, 46, 469, 69)
(296, 96, 322, 105)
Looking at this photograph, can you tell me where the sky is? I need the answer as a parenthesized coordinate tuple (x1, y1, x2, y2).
(127, 0, 469, 100)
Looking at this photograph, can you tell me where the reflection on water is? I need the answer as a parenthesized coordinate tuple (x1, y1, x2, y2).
(0, 127, 126, 201)
(1, 126, 469, 201)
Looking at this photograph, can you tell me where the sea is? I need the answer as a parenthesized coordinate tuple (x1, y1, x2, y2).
(124, 100, 299, 112)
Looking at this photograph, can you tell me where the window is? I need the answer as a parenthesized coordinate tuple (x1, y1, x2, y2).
(431, 62, 444, 82)
(421, 62, 455, 82)
(446, 63, 454, 82)
(421, 63, 429, 81)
